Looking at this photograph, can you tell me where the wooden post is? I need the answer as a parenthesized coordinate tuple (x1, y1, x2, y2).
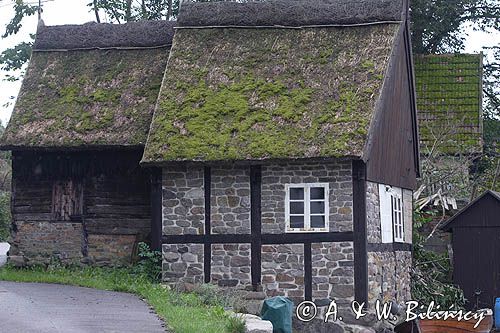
(150, 168, 162, 251)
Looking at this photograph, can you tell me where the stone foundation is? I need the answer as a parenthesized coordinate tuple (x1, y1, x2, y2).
(11, 221, 84, 264)
(87, 234, 138, 266)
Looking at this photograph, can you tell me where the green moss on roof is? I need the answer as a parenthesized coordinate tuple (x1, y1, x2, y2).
(142, 25, 399, 163)
(415, 54, 483, 154)
(1, 47, 169, 148)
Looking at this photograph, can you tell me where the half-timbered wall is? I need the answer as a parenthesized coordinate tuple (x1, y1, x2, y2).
(366, 181, 412, 306)
(10, 150, 151, 266)
(161, 159, 356, 305)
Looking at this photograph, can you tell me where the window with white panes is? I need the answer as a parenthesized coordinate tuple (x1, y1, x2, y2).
(391, 189, 404, 242)
(285, 183, 329, 232)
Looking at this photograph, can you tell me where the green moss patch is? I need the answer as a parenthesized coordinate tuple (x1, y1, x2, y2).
(414, 54, 483, 154)
(1, 47, 169, 148)
(143, 25, 399, 163)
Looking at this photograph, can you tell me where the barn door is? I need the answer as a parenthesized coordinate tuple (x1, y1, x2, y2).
(453, 227, 500, 310)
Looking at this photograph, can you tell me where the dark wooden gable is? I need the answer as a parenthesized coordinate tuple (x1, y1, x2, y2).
(365, 19, 420, 190)
(441, 191, 500, 231)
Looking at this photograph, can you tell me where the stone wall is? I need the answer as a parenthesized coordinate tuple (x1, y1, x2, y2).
(366, 181, 382, 243)
(261, 244, 304, 304)
(312, 242, 355, 306)
(162, 166, 205, 235)
(367, 251, 412, 305)
(87, 234, 137, 266)
(11, 221, 83, 264)
(211, 243, 251, 287)
(162, 243, 204, 284)
(211, 166, 251, 234)
(261, 160, 353, 234)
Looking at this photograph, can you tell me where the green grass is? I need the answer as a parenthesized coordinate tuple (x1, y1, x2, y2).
(0, 265, 230, 333)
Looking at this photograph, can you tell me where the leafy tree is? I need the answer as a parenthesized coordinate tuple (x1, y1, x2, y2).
(411, 0, 500, 195)
(411, 0, 500, 54)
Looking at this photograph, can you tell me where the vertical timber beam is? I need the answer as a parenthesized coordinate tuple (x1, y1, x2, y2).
(250, 165, 262, 290)
(304, 242, 312, 301)
(204, 166, 212, 283)
(150, 168, 162, 251)
(353, 160, 368, 304)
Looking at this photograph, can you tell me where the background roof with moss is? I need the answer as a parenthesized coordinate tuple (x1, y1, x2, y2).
(0, 21, 175, 149)
(142, 1, 403, 163)
(415, 54, 483, 155)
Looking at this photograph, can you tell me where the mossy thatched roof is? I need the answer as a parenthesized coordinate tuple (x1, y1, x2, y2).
(179, 0, 403, 27)
(415, 54, 483, 154)
(142, 23, 400, 163)
(0, 21, 174, 149)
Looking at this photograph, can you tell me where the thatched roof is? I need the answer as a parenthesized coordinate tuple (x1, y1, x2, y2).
(415, 54, 483, 154)
(0, 21, 175, 150)
(179, 0, 403, 27)
(142, 4, 401, 163)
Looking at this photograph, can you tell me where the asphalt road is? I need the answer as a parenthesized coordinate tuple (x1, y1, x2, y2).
(0, 281, 166, 333)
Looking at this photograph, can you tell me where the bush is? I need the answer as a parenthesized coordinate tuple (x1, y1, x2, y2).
(132, 242, 162, 282)
(0, 191, 11, 242)
(411, 210, 466, 309)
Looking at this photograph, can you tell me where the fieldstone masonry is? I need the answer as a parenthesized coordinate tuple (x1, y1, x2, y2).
(211, 166, 251, 234)
(312, 242, 355, 306)
(161, 164, 413, 332)
(211, 243, 251, 287)
(261, 160, 353, 234)
(368, 251, 412, 304)
(162, 166, 205, 235)
(261, 244, 305, 303)
(162, 243, 204, 284)
(11, 222, 83, 264)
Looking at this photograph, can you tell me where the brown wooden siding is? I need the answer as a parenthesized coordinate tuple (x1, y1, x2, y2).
(12, 150, 151, 242)
(366, 24, 418, 190)
(446, 193, 500, 310)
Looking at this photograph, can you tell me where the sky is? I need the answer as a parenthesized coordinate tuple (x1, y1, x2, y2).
(0, 0, 499, 125)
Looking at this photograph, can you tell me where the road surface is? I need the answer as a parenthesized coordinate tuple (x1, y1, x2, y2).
(0, 281, 166, 333)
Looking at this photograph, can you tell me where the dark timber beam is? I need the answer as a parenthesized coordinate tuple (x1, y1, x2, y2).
(204, 166, 212, 283)
(250, 166, 262, 290)
(162, 232, 354, 245)
(150, 168, 162, 251)
(352, 160, 368, 305)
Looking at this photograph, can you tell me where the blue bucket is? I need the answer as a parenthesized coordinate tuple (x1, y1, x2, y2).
(495, 298, 500, 329)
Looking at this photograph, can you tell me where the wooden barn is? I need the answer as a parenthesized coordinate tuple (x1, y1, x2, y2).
(0, 20, 175, 266)
(141, 0, 419, 329)
(441, 190, 500, 310)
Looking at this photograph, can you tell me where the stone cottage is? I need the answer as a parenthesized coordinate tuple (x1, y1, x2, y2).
(0, 20, 175, 265)
(141, 0, 418, 321)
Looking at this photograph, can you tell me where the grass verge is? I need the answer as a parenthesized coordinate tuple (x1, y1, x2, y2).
(0, 265, 230, 333)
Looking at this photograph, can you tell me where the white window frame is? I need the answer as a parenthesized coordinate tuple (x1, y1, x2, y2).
(379, 184, 405, 243)
(285, 183, 329, 233)
(391, 188, 404, 243)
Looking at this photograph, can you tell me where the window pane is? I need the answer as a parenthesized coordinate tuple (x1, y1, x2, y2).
(311, 215, 325, 228)
(310, 201, 325, 214)
(310, 187, 325, 200)
(290, 202, 304, 214)
(290, 215, 304, 229)
(290, 188, 304, 200)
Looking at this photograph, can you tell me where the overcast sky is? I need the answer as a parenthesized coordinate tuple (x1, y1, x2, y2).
(0, 0, 499, 125)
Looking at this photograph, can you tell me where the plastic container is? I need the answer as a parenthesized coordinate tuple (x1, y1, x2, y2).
(260, 296, 293, 333)
(495, 298, 500, 329)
